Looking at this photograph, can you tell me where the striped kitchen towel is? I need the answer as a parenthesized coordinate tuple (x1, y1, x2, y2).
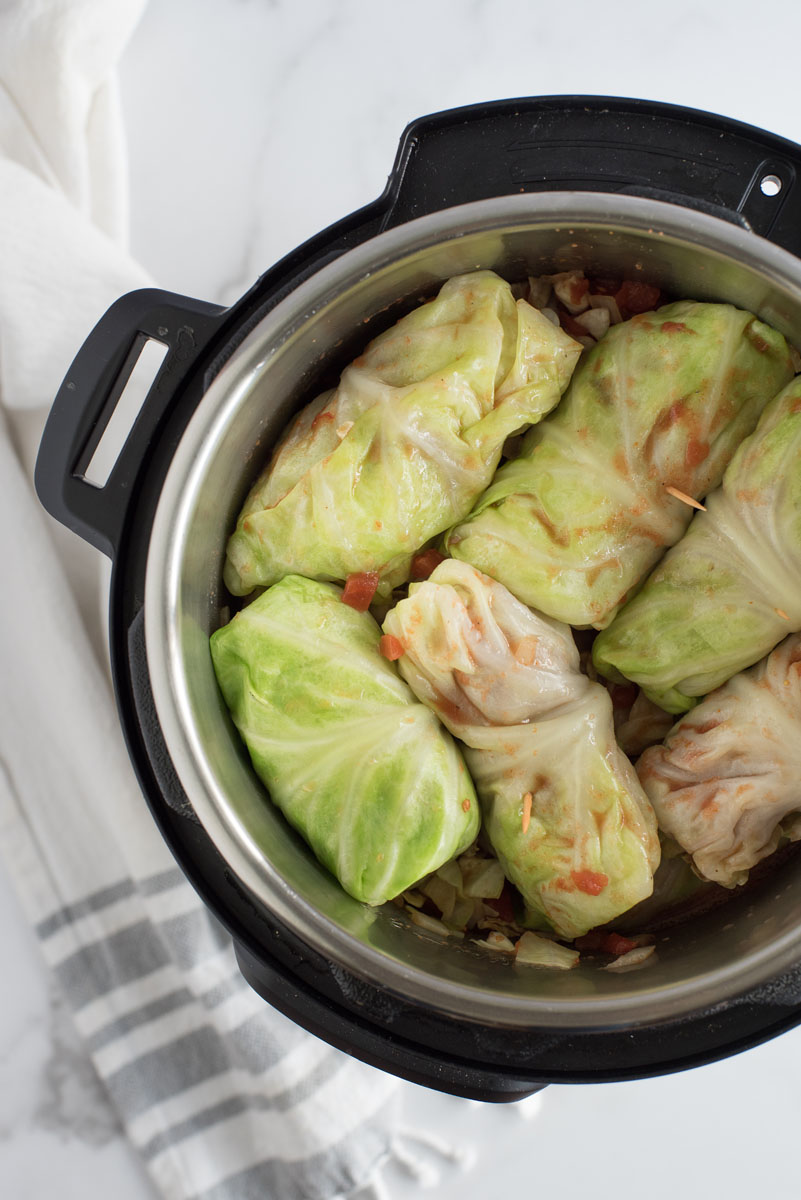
(0, 0, 416, 1196)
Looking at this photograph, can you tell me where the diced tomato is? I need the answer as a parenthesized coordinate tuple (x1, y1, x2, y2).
(570, 869, 609, 896)
(379, 634, 404, 661)
(574, 931, 638, 955)
(485, 882, 517, 925)
(615, 280, 661, 316)
(410, 548, 446, 581)
(342, 571, 380, 611)
(601, 933, 638, 957)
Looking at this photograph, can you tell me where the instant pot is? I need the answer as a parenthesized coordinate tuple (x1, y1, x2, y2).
(35, 97, 801, 1101)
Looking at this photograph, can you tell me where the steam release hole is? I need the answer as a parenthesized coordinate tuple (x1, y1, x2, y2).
(760, 174, 782, 197)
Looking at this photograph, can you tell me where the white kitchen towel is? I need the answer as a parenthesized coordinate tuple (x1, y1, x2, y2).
(0, 2, 406, 1197)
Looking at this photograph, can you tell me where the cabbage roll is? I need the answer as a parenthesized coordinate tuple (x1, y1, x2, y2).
(593, 376, 801, 712)
(383, 560, 660, 938)
(210, 575, 479, 904)
(446, 302, 793, 628)
(637, 634, 801, 887)
(224, 271, 581, 597)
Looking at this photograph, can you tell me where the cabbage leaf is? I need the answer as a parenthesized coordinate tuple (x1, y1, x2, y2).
(593, 376, 801, 711)
(637, 634, 801, 887)
(446, 302, 793, 628)
(383, 560, 660, 938)
(224, 271, 581, 596)
(210, 575, 479, 904)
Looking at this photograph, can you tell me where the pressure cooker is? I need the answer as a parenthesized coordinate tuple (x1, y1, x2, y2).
(35, 96, 801, 1101)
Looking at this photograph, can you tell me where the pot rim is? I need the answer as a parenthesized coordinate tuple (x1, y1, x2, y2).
(145, 190, 801, 1030)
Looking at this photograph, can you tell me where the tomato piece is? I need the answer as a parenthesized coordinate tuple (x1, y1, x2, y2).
(342, 571, 380, 611)
(574, 930, 639, 955)
(485, 882, 517, 924)
(410, 548, 447, 580)
(570, 869, 609, 896)
(615, 280, 661, 316)
(379, 634, 404, 661)
(601, 933, 638, 957)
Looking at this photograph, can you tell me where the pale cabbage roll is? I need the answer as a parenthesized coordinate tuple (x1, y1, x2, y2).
(637, 634, 801, 887)
(446, 302, 793, 627)
(593, 376, 801, 711)
(210, 575, 479, 904)
(383, 561, 660, 938)
(224, 271, 581, 597)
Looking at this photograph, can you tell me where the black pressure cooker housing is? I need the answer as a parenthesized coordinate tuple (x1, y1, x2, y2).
(36, 97, 801, 1101)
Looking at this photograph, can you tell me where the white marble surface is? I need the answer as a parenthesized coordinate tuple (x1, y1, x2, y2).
(6, 0, 801, 1196)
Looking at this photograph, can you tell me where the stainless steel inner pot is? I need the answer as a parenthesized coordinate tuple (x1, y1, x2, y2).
(144, 191, 801, 1031)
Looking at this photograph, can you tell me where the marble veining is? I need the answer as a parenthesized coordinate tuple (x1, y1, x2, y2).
(34, 985, 121, 1148)
(0, 853, 155, 1198)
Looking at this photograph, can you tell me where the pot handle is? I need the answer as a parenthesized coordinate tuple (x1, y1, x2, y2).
(35, 288, 226, 559)
(380, 95, 801, 256)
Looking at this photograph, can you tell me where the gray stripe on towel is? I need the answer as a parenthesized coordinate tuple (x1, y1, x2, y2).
(159, 907, 232, 971)
(139, 1051, 346, 1160)
(87, 971, 245, 1054)
(194, 1103, 394, 1200)
(268, 1048, 346, 1111)
(54, 896, 232, 1011)
(223, 1011, 310, 1074)
(105, 1027, 232, 1119)
(86, 987, 195, 1053)
(198, 973, 245, 1009)
(140, 867, 186, 897)
(35, 867, 184, 939)
(36, 879, 135, 939)
(55, 919, 172, 1010)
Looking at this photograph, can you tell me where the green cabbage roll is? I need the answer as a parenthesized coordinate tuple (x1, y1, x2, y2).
(224, 271, 581, 597)
(382, 560, 660, 938)
(210, 575, 479, 904)
(446, 302, 793, 628)
(593, 376, 801, 712)
(637, 634, 801, 887)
